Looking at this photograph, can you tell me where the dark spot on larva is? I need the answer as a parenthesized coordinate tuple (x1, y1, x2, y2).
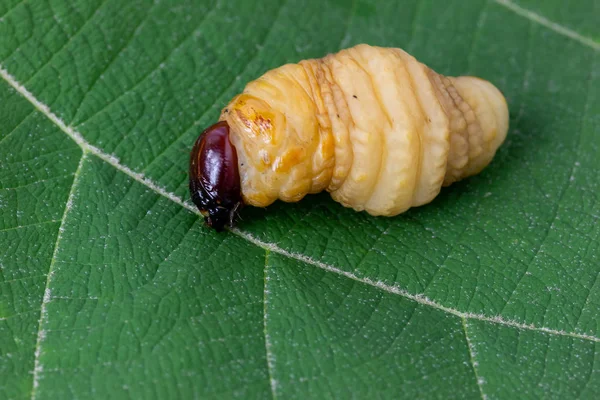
(189, 121, 243, 232)
(353, 95, 357, 99)
(337, 114, 340, 118)
(256, 115, 271, 131)
(236, 109, 250, 127)
(224, 108, 229, 113)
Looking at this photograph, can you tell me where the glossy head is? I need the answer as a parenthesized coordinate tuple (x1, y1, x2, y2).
(189, 121, 243, 231)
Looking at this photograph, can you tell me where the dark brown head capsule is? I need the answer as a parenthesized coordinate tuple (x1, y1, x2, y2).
(189, 121, 243, 231)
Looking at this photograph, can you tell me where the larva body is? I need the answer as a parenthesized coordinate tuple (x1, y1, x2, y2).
(219, 44, 508, 216)
(189, 44, 509, 229)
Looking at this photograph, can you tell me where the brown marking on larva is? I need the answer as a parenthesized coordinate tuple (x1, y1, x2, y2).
(353, 95, 358, 99)
(235, 104, 275, 143)
(251, 111, 276, 143)
(236, 108, 251, 128)
(255, 115, 272, 133)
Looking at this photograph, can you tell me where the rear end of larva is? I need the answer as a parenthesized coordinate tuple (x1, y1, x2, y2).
(219, 44, 509, 217)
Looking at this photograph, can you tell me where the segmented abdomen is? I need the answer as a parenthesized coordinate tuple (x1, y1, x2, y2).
(220, 44, 509, 216)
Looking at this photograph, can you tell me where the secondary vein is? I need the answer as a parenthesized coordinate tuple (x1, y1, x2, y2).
(263, 250, 278, 399)
(494, 0, 600, 51)
(462, 317, 487, 400)
(1, 64, 598, 345)
(30, 151, 87, 400)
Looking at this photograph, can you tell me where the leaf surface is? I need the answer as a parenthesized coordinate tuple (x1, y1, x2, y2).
(1, 0, 599, 399)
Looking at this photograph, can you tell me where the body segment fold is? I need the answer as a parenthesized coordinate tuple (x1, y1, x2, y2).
(220, 44, 509, 216)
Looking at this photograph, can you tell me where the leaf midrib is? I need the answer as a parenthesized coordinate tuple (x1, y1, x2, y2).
(1, 36, 598, 344)
(2, 3, 599, 395)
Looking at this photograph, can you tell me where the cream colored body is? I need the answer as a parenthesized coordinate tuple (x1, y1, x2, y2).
(219, 44, 509, 216)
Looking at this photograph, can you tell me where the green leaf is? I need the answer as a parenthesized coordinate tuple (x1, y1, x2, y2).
(1, 0, 598, 399)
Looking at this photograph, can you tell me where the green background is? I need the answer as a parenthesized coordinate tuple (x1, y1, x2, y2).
(1, 0, 599, 398)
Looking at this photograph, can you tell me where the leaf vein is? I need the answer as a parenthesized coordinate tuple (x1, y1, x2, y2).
(1, 172, 76, 191)
(263, 250, 277, 399)
(0, 109, 34, 147)
(462, 318, 487, 400)
(71, 0, 223, 127)
(1, 62, 599, 346)
(234, 228, 600, 342)
(20, 0, 110, 85)
(69, 0, 158, 125)
(501, 58, 595, 320)
(493, 0, 600, 50)
(338, 0, 357, 49)
(0, 219, 60, 234)
(0, 0, 25, 20)
(30, 151, 87, 400)
(466, 0, 489, 74)
(0, 274, 49, 285)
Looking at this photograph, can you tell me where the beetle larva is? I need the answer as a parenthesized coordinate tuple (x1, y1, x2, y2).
(190, 44, 509, 231)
